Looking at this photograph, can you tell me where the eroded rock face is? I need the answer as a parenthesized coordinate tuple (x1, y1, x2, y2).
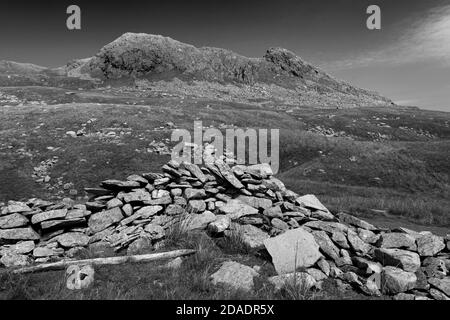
(264, 228, 322, 274)
(211, 261, 259, 292)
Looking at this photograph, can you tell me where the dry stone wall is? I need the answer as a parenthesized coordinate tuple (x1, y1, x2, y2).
(1, 155, 449, 299)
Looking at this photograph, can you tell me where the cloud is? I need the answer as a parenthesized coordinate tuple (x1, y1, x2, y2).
(329, 4, 450, 70)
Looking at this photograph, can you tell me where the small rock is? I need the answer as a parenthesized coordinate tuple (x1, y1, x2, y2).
(211, 261, 258, 292)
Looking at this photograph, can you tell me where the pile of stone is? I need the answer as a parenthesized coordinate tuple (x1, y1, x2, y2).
(1, 155, 449, 300)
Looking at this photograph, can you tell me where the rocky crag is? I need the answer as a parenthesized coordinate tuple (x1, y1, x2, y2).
(1, 33, 395, 108)
(1, 146, 449, 300)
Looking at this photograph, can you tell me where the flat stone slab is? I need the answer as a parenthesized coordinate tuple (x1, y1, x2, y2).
(264, 227, 322, 275)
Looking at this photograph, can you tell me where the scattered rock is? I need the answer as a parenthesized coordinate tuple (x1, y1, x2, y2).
(211, 261, 258, 292)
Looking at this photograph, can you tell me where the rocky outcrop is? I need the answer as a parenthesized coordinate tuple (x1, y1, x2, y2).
(74, 33, 393, 107)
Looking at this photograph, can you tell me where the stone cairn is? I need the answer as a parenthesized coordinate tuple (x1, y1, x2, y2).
(0, 146, 449, 300)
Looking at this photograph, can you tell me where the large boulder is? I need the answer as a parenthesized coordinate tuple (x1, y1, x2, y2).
(264, 227, 322, 274)
(210, 261, 259, 292)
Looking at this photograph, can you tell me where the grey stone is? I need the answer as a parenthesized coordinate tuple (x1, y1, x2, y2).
(271, 218, 289, 230)
(88, 207, 123, 233)
(1, 201, 31, 215)
(429, 288, 450, 300)
(296, 194, 329, 212)
(123, 189, 152, 203)
(218, 200, 258, 220)
(181, 162, 206, 183)
(236, 195, 272, 210)
(101, 179, 141, 190)
(428, 277, 450, 296)
(312, 230, 340, 261)
(106, 198, 123, 209)
(378, 232, 417, 251)
(187, 200, 206, 213)
(331, 231, 350, 249)
(374, 248, 421, 272)
(347, 229, 372, 255)
(0, 227, 40, 240)
(127, 237, 153, 255)
(245, 163, 273, 178)
(303, 221, 348, 234)
(381, 266, 417, 294)
(337, 212, 377, 231)
(31, 209, 67, 224)
(263, 206, 283, 218)
(135, 205, 163, 218)
(165, 204, 185, 216)
(0, 213, 29, 229)
(207, 215, 231, 233)
(184, 211, 216, 230)
(184, 188, 206, 200)
(211, 261, 259, 292)
(264, 227, 322, 274)
(357, 228, 379, 244)
(416, 234, 446, 257)
(0, 252, 31, 267)
(233, 224, 269, 250)
(53, 232, 90, 248)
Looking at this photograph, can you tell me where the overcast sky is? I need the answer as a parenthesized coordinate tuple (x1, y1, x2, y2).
(0, 0, 449, 111)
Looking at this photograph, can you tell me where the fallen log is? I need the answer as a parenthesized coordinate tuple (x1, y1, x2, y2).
(10, 249, 196, 274)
